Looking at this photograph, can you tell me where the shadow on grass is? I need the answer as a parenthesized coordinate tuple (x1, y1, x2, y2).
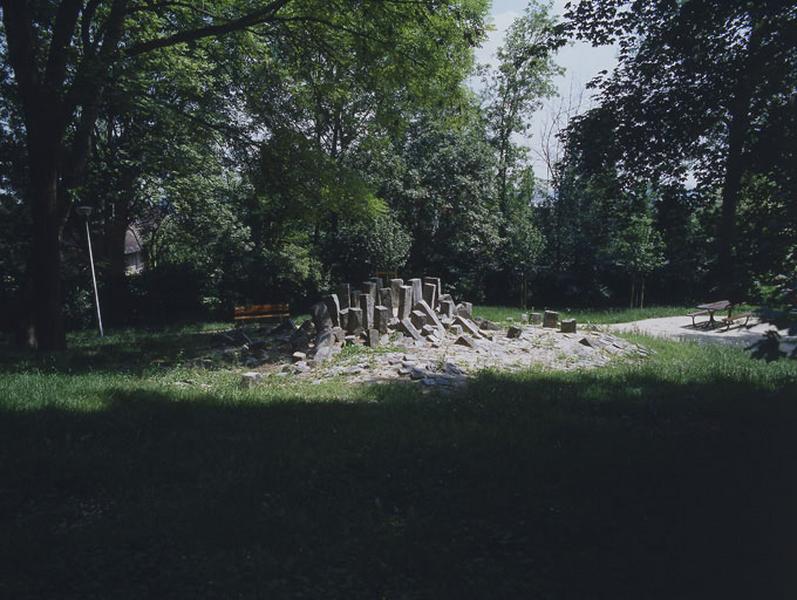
(1, 370, 796, 599)
(0, 324, 281, 376)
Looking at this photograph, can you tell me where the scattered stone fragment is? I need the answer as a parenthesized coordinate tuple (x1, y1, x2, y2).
(453, 315, 481, 338)
(240, 372, 263, 388)
(366, 328, 380, 348)
(292, 351, 307, 363)
(455, 301, 473, 319)
(398, 318, 424, 342)
(449, 324, 463, 336)
(454, 335, 476, 348)
(479, 330, 495, 341)
(344, 335, 358, 346)
(507, 325, 523, 338)
(560, 319, 577, 333)
(332, 327, 346, 343)
(543, 310, 559, 328)
(476, 318, 502, 331)
(410, 367, 429, 380)
(414, 299, 445, 334)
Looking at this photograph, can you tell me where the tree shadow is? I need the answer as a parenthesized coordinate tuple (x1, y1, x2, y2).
(1, 371, 795, 599)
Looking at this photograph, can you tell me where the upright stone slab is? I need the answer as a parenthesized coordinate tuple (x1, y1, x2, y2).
(374, 306, 390, 334)
(359, 293, 374, 329)
(350, 290, 361, 310)
(323, 294, 340, 327)
(560, 319, 577, 333)
(389, 278, 404, 308)
(336, 283, 351, 310)
(422, 282, 437, 310)
(361, 281, 378, 304)
(423, 277, 442, 306)
(543, 310, 559, 328)
(453, 315, 481, 338)
(408, 278, 423, 305)
(398, 285, 413, 320)
(370, 276, 384, 289)
(346, 307, 363, 333)
(339, 308, 349, 331)
(311, 301, 333, 333)
(440, 299, 456, 318)
(378, 288, 394, 317)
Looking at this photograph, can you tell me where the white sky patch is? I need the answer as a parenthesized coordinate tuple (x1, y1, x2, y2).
(473, 1, 619, 181)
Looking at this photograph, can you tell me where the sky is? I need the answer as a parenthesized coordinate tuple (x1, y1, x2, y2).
(474, 0, 619, 180)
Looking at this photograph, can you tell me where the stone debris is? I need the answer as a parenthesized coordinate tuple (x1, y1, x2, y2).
(216, 275, 652, 390)
(561, 319, 577, 333)
(543, 310, 559, 328)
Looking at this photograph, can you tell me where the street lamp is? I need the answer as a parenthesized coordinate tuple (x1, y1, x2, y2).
(76, 206, 104, 337)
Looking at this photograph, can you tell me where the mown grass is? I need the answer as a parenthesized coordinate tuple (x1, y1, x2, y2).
(474, 304, 758, 325)
(1, 319, 795, 598)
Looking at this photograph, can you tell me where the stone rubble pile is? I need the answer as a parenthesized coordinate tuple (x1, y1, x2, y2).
(225, 276, 653, 388)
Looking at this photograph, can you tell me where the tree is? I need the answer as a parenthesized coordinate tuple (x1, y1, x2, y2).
(0, 0, 489, 350)
(564, 0, 797, 296)
(481, 0, 561, 210)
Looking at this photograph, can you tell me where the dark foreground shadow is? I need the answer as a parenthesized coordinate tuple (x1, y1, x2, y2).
(1, 372, 795, 599)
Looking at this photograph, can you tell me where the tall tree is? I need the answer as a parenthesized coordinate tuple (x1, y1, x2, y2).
(565, 0, 797, 296)
(0, 0, 488, 350)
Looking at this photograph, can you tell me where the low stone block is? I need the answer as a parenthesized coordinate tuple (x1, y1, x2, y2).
(240, 372, 263, 388)
(507, 325, 522, 338)
(292, 351, 306, 363)
(398, 318, 423, 342)
(543, 310, 559, 328)
(332, 327, 346, 343)
(374, 305, 390, 334)
(398, 285, 413, 319)
(421, 324, 437, 337)
(530, 312, 543, 325)
(366, 328, 380, 348)
(560, 319, 577, 333)
(347, 307, 363, 333)
(411, 310, 427, 330)
(449, 324, 463, 336)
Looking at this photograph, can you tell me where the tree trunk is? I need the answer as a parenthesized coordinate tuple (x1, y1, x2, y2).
(640, 278, 645, 309)
(630, 277, 635, 309)
(26, 148, 67, 351)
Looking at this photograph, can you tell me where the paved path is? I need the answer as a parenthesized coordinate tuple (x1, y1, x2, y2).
(608, 315, 796, 353)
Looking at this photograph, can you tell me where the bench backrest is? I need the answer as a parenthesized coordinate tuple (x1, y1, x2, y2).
(234, 304, 290, 319)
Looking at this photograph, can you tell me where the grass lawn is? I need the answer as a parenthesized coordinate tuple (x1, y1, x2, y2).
(474, 304, 758, 325)
(1, 317, 796, 598)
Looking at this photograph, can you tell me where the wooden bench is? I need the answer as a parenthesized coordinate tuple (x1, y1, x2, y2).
(233, 303, 290, 324)
(688, 310, 709, 327)
(721, 311, 752, 331)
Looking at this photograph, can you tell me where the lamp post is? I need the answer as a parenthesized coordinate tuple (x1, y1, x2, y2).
(76, 206, 104, 337)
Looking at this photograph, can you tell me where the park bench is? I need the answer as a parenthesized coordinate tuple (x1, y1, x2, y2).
(688, 310, 710, 327)
(721, 311, 752, 331)
(233, 303, 290, 324)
